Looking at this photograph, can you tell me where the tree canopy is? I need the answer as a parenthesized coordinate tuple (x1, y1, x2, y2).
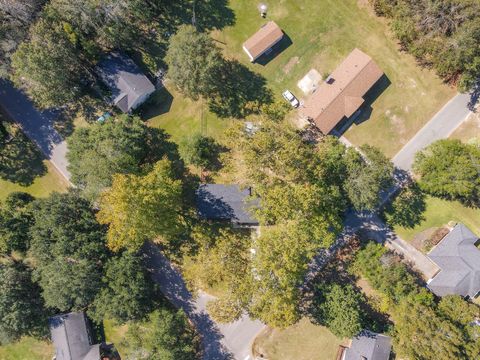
(0, 261, 46, 345)
(0, 192, 35, 254)
(413, 139, 480, 204)
(67, 115, 178, 200)
(124, 309, 198, 360)
(315, 284, 364, 338)
(370, 0, 480, 90)
(97, 159, 183, 252)
(344, 144, 394, 211)
(29, 191, 109, 311)
(165, 25, 222, 100)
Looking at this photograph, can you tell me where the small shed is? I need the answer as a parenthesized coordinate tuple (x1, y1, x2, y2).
(243, 21, 284, 62)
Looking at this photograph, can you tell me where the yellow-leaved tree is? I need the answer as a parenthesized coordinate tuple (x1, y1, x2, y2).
(97, 158, 183, 252)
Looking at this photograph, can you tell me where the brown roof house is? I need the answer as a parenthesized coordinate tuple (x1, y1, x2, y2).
(243, 21, 284, 62)
(301, 48, 384, 134)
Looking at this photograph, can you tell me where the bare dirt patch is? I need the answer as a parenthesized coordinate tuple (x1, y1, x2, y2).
(283, 56, 299, 74)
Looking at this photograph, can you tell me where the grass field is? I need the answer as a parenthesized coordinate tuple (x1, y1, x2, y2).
(143, 85, 234, 144)
(0, 161, 68, 201)
(394, 195, 480, 241)
(0, 337, 53, 360)
(104, 319, 130, 358)
(253, 318, 345, 360)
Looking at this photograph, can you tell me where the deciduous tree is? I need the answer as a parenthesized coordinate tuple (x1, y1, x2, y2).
(165, 25, 222, 100)
(124, 309, 198, 360)
(97, 159, 183, 252)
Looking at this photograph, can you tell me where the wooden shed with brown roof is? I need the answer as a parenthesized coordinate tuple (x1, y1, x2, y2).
(243, 21, 284, 62)
(301, 49, 384, 134)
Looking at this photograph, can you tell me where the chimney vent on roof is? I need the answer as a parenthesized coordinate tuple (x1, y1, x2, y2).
(326, 77, 335, 84)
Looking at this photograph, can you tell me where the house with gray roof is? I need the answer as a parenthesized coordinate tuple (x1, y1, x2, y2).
(49, 312, 118, 360)
(426, 223, 480, 298)
(341, 330, 392, 360)
(96, 52, 155, 113)
(196, 184, 259, 226)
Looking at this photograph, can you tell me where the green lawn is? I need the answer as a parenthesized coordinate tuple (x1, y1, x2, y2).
(142, 86, 234, 145)
(253, 318, 345, 360)
(394, 196, 480, 241)
(0, 337, 53, 360)
(104, 319, 130, 358)
(212, 0, 454, 158)
(0, 161, 68, 201)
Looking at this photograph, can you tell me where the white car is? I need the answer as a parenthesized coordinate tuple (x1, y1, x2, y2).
(282, 90, 300, 108)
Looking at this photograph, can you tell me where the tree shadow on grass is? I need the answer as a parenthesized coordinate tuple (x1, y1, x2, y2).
(208, 60, 273, 119)
(383, 182, 427, 229)
(0, 127, 47, 186)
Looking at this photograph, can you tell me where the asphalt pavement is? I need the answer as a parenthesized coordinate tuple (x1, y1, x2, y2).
(392, 92, 472, 171)
(0, 80, 71, 180)
(143, 242, 265, 360)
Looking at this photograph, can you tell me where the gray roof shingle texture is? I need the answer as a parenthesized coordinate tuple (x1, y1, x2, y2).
(427, 223, 480, 298)
(196, 184, 259, 225)
(96, 53, 155, 112)
(49, 312, 99, 360)
(343, 330, 392, 360)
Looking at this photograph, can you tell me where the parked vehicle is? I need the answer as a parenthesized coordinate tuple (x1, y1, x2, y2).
(282, 90, 300, 108)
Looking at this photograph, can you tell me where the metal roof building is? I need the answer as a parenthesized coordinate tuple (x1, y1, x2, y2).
(427, 223, 480, 298)
(49, 312, 100, 360)
(342, 330, 392, 360)
(196, 184, 259, 226)
(96, 53, 155, 113)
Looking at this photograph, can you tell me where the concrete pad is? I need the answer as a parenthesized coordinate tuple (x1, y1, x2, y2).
(297, 69, 322, 95)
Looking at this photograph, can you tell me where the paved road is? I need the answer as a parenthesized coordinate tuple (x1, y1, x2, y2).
(0, 80, 71, 180)
(143, 242, 265, 360)
(392, 93, 472, 171)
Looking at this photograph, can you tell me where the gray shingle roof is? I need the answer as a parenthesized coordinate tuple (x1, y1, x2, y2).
(427, 223, 480, 298)
(196, 184, 259, 225)
(49, 312, 98, 360)
(343, 330, 392, 360)
(96, 53, 155, 112)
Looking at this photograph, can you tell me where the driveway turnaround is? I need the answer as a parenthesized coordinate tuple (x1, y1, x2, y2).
(143, 242, 265, 360)
(392, 92, 472, 171)
(0, 80, 71, 181)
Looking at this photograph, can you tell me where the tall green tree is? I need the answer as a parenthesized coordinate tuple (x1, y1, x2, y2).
(97, 159, 183, 252)
(10, 19, 90, 108)
(90, 252, 157, 324)
(413, 139, 480, 203)
(0, 192, 35, 254)
(29, 191, 109, 311)
(165, 25, 222, 100)
(316, 284, 364, 338)
(0, 262, 46, 344)
(124, 309, 198, 360)
(67, 115, 177, 200)
(344, 144, 394, 210)
(179, 134, 222, 171)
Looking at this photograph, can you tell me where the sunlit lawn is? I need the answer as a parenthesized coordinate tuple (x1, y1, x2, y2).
(212, 0, 455, 158)
(394, 196, 480, 241)
(450, 110, 480, 143)
(253, 318, 346, 360)
(0, 161, 68, 201)
(0, 337, 53, 360)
